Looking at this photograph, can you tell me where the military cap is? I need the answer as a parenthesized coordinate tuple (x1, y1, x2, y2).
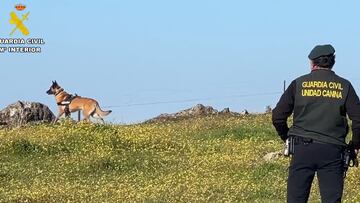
(308, 44, 335, 60)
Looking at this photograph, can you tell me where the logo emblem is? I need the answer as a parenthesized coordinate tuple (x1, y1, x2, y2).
(9, 11, 30, 36)
(15, 4, 26, 11)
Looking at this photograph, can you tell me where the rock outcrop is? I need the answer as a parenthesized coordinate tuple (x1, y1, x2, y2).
(263, 150, 283, 162)
(146, 104, 241, 123)
(0, 101, 55, 127)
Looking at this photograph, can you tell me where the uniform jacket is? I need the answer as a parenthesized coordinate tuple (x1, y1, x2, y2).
(272, 69, 360, 147)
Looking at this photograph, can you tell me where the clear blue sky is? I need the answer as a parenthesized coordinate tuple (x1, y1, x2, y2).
(1, 1, 360, 123)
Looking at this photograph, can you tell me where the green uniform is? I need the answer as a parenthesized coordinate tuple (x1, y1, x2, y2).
(272, 44, 360, 202)
(288, 69, 350, 146)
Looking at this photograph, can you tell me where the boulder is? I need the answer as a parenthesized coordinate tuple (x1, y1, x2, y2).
(220, 107, 230, 114)
(265, 105, 272, 113)
(180, 104, 218, 116)
(0, 101, 55, 127)
(240, 109, 249, 115)
(263, 150, 283, 162)
(146, 104, 241, 123)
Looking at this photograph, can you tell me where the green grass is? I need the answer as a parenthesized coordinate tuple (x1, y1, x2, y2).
(0, 114, 358, 202)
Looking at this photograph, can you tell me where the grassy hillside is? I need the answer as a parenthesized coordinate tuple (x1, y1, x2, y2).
(0, 114, 359, 202)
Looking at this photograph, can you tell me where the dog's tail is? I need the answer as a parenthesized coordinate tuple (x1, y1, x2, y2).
(95, 103, 112, 117)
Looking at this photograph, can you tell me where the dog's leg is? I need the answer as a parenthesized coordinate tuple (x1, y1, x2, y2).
(97, 115, 105, 124)
(92, 113, 105, 124)
(82, 111, 91, 122)
(82, 117, 90, 122)
(99, 117, 105, 124)
(53, 111, 65, 123)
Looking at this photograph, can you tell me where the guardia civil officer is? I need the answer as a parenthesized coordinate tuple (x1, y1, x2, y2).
(272, 44, 360, 203)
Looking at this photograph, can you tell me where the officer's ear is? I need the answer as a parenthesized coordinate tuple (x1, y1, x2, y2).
(310, 60, 317, 70)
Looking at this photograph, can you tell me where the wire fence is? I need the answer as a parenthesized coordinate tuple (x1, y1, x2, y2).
(76, 81, 287, 121)
(102, 91, 283, 109)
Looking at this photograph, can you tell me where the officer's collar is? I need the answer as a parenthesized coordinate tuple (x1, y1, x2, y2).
(311, 67, 334, 73)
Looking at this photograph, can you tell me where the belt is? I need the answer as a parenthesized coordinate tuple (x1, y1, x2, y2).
(292, 136, 326, 145)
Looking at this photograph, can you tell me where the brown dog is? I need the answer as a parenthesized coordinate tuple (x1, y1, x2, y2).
(46, 81, 112, 123)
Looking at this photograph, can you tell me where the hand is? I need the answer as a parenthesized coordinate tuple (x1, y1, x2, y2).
(280, 134, 288, 142)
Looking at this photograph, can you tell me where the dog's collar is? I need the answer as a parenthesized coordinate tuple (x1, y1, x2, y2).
(55, 88, 64, 96)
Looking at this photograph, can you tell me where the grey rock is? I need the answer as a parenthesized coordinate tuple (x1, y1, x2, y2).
(240, 109, 249, 115)
(0, 101, 55, 127)
(265, 105, 272, 113)
(220, 108, 230, 114)
(263, 150, 283, 162)
(146, 104, 241, 123)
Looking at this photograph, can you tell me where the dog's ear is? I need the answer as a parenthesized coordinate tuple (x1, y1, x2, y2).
(54, 80, 58, 86)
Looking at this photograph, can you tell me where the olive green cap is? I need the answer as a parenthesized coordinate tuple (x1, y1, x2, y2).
(308, 44, 335, 60)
